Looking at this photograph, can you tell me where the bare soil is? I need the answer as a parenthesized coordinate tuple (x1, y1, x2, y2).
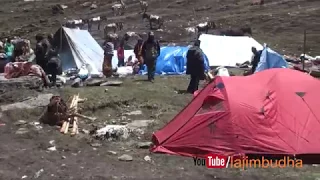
(0, 0, 320, 179)
(0, 76, 320, 179)
(0, 0, 319, 55)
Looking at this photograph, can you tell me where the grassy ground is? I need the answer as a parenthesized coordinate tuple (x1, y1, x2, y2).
(0, 75, 320, 179)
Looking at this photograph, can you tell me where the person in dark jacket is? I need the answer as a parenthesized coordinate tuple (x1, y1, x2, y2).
(251, 47, 262, 74)
(141, 32, 160, 82)
(186, 40, 205, 94)
(35, 34, 51, 72)
(46, 48, 61, 87)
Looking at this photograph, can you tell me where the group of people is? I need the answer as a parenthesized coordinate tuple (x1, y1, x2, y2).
(0, 29, 261, 92)
(103, 31, 160, 82)
(0, 34, 61, 87)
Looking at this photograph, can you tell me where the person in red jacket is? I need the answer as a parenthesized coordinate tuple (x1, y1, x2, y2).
(117, 42, 125, 67)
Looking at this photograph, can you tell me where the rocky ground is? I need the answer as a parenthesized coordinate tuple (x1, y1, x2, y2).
(0, 0, 319, 55)
(0, 75, 320, 179)
(0, 0, 320, 179)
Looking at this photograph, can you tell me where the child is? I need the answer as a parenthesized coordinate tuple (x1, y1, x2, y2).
(117, 42, 125, 67)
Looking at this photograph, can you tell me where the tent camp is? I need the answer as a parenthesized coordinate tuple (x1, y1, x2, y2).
(54, 27, 103, 75)
(199, 34, 263, 67)
(140, 46, 210, 75)
(114, 46, 210, 75)
(151, 68, 320, 161)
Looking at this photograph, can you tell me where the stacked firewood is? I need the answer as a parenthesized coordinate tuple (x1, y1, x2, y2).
(45, 95, 97, 135)
(60, 94, 81, 135)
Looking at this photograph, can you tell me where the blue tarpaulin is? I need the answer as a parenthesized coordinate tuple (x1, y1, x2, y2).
(255, 45, 288, 73)
(140, 46, 210, 75)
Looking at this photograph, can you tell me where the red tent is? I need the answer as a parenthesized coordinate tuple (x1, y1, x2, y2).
(151, 68, 320, 159)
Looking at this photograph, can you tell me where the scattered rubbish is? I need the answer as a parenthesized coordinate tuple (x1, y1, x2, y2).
(90, 4, 98, 9)
(81, 129, 90, 134)
(14, 120, 28, 126)
(118, 154, 133, 161)
(144, 155, 151, 162)
(49, 140, 55, 145)
(22, 175, 28, 179)
(34, 169, 44, 179)
(47, 146, 57, 151)
(15, 128, 29, 135)
(108, 151, 117, 155)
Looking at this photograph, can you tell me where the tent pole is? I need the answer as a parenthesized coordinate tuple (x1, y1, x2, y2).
(302, 29, 306, 71)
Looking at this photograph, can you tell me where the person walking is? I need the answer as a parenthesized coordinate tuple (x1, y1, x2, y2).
(141, 32, 160, 82)
(186, 40, 205, 94)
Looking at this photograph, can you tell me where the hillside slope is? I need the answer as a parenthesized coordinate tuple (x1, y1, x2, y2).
(0, 0, 319, 55)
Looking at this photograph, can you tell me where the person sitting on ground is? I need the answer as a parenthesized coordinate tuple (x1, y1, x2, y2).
(4, 61, 51, 86)
(15, 40, 35, 62)
(251, 47, 262, 74)
(4, 38, 14, 62)
(125, 55, 134, 66)
(186, 39, 205, 94)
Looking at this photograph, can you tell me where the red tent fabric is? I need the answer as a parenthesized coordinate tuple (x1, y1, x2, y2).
(151, 68, 320, 158)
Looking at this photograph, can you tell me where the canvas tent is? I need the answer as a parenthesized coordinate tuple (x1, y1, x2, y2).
(198, 34, 263, 67)
(151, 68, 320, 160)
(54, 27, 103, 75)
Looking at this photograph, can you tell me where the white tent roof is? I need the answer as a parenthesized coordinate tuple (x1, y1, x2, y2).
(199, 34, 263, 67)
(62, 27, 104, 75)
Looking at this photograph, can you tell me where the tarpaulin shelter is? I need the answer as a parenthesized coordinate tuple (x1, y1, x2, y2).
(111, 46, 210, 75)
(255, 44, 288, 73)
(198, 34, 263, 67)
(139, 46, 210, 75)
(54, 27, 103, 75)
(151, 68, 320, 161)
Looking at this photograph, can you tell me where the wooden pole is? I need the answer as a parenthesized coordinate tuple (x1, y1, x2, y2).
(302, 29, 306, 71)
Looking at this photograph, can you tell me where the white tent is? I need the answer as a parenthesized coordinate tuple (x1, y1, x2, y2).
(54, 27, 104, 75)
(199, 34, 263, 67)
(55, 27, 137, 74)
